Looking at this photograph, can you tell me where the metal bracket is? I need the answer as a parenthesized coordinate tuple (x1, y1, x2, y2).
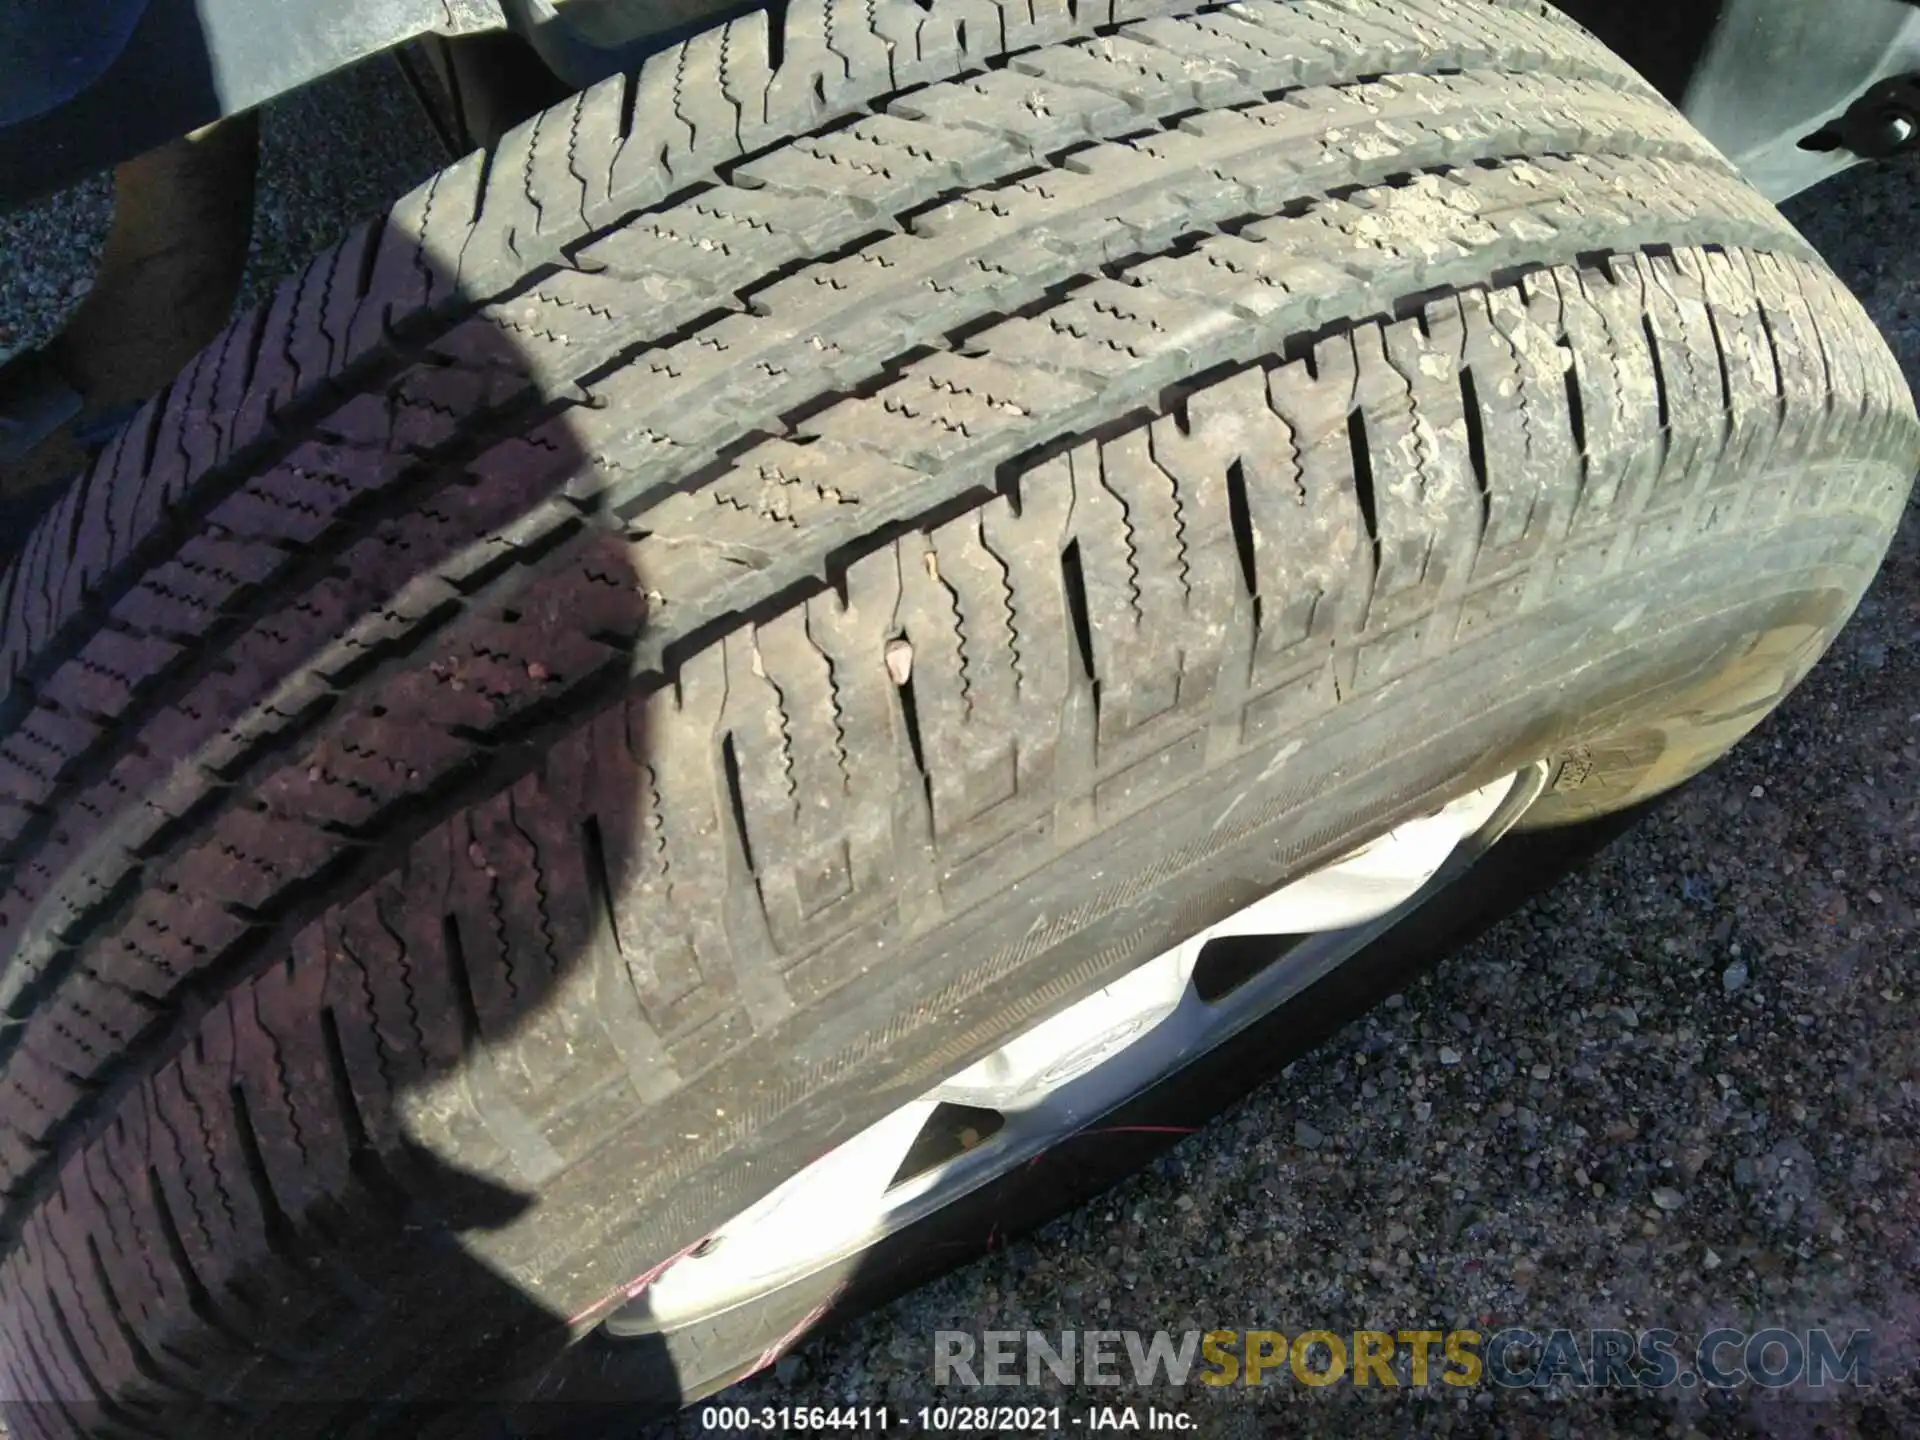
(1799, 71, 1920, 158)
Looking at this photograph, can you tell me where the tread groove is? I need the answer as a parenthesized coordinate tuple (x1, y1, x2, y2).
(81, 1232, 210, 1411)
(1459, 364, 1491, 532)
(579, 813, 625, 957)
(42, 1290, 150, 1436)
(720, 731, 759, 876)
(1345, 404, 1379, 554)
(315, 1008, 413, 1218)
(438, 916, 485, 1052)
(141, 1169, 253, 1356)
(1222, 458, 1261, 623)
(1563, 343, 1590, 458)
(225, 1083, 300, 1260)
(1059, 536, 1099, 685)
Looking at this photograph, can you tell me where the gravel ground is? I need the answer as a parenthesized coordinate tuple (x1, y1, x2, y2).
(1, 46, 1916, 1440)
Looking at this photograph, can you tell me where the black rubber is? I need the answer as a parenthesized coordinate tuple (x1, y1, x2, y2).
(0, 0, 1914, 1435)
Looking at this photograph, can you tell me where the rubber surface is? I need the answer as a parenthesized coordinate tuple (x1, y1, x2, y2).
(0, 0, 1914, 1434)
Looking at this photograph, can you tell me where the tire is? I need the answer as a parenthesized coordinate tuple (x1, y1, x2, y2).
(0, 0, 1913, 1433)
